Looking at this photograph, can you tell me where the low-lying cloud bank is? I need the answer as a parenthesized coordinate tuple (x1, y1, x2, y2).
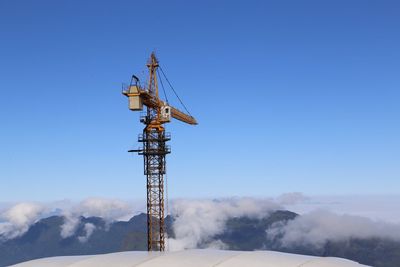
(168, 197, 281, 250)
(1, 194, 400, 249)
(0, 203, 44, 240)
(283, 194, 400, 223)
(60, 198, 136, 241)
(0, 198, 139, 242)
(267, 209, 400, 248)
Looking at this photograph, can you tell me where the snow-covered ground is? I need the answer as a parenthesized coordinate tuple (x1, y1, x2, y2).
(11, 249, 370, 267)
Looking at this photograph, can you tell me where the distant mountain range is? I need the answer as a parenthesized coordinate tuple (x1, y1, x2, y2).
(1, 211, 399, 267)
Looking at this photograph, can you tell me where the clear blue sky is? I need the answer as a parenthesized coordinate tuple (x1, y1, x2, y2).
(0, 1, 399, 201)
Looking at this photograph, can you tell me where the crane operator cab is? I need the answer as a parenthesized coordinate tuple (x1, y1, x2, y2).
(160, 105, 171, 122)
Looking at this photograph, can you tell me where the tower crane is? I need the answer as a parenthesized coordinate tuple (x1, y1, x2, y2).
(122, 53, 197, 251)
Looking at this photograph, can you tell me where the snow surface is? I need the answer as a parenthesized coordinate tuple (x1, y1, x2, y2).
(10, 249, 370, 267)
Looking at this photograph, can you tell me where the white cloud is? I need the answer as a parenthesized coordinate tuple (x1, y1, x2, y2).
(1, 194, 399, 248)
(78, 223, 96, 243)
(167, 197, 281, 251)
(282, 195, 400, 223)
(60, 214, 80, 239)
(0, 203, 44, 240)
(60, 197, 137, 238)
(267, 209, 400, 248)
(0, 198, 143, 241)
(75, 198, 133, 221)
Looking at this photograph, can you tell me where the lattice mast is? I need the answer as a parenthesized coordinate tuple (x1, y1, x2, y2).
(123, 53, 197, 251)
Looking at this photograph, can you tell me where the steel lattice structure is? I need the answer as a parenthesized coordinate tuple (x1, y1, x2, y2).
(123, 53, 197, 251)
(138, 128, 170, 251)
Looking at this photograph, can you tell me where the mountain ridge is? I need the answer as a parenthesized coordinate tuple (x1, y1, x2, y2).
(1, 211, 399, 267)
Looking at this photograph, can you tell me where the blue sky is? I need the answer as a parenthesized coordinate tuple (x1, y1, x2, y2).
(0, 1, 399, 201)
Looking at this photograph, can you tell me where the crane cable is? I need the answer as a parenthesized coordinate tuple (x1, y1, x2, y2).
(159, 65, 193, 117)
(165, 170, 170, 251)
(157, 67, 171, 251)
(158, 65, 193, 251)
(157, 69, 169, 104)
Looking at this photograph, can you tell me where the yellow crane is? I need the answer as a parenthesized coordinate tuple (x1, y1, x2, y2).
(122, 53, 197, 251)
